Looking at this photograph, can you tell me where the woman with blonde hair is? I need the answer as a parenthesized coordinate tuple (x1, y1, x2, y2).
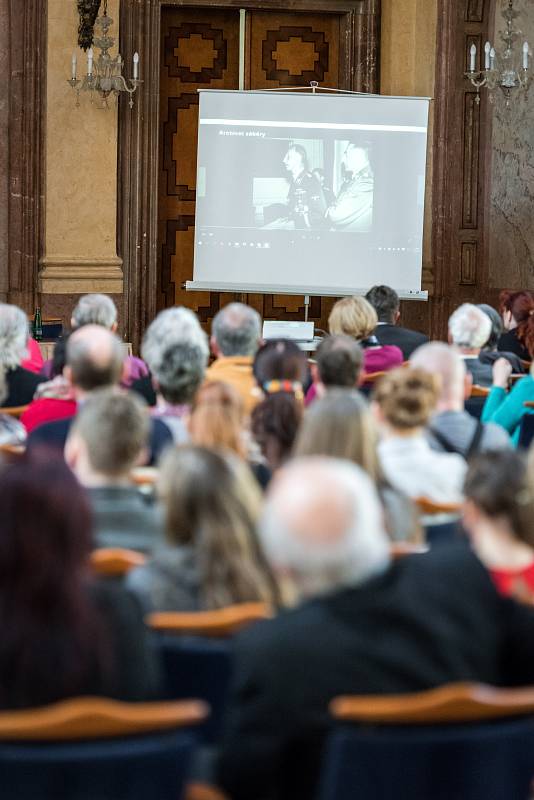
(372, 368, 467, 504)
(328, 296, 403, 377)
(293, 389, 421, 542)
(189, 381, 247, 458)
(126, 446, 280, 611)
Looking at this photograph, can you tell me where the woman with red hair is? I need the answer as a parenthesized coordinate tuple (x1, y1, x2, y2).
(0, 457, 159, 709)
(498, 290, 534, 362)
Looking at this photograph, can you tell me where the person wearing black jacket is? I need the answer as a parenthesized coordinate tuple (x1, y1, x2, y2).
(365, 285, 428, 359)
(216, 457, 534, 800)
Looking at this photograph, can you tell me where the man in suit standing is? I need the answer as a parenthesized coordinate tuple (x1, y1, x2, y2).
(216, 457, 534, 800)
(366, 284, 429, 359)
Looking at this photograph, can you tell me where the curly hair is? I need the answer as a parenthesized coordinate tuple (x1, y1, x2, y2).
(373, 367, 439, 430)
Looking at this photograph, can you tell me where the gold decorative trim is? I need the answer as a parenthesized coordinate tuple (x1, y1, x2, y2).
(38, 257, 123, 294)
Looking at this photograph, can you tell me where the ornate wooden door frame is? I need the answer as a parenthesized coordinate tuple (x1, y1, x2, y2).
(118, 0, 381, 350)
(429, 0, 493, 339)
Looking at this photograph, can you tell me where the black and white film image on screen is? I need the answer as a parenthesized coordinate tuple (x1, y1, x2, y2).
(194, 93, 429, 293)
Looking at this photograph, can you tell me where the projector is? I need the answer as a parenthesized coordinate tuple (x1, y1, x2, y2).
(262, 320, 315, 343)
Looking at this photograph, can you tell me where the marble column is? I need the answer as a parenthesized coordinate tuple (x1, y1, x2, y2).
(488, 0, 534, 290)
(39, 0, 123, 308)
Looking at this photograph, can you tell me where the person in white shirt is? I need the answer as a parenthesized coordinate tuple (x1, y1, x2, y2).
(372, 367, 467, 505)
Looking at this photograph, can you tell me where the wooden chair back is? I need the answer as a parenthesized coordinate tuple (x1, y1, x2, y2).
(130, 467, 158, 487)
(0, 444, 25, 462)
(147, 602, 273, 637)
(389, 542, 429, 560)
(523, 401, 534, 409)
(414, 497, 462, 516)
(469, 385, 490, 398)
(0, 405, 29, 419)
(330, 682, 534, 725)
(0, 696, 207, 741)
(90, 547, 146, 577)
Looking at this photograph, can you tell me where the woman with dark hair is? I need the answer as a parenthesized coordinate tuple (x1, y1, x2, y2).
(463, 450, 534, 602)
(497, 290, 534, 362)
(251, 339, 306, 472)
(126, 446, 281, 612)
(0, 458, 159, 709)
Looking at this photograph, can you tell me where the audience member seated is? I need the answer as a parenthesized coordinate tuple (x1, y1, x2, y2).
(216, 457, 534, 800)
(140, 307, 209, 443)
(366, 284, 429, 358)
(497, 289, 534, 362)
(329, 295, 403, 377)
(448, 303, 493, 387)
(20, 336, 44, 374)
(205, 302, 262, 416)
(481, 358, 534, 444)
(126, 446, 280, 612)
(27, 325, 173, 463)
(305, 334, 363, 405)
(65, 390, 164, 553)
(188, 380, 269, 487)
(410, 342, 511, 456)
(0, 458, 160, 709)
(20, 334, 77, 433)
(0, 303, 43, 407)
(0, 369, 26, 447)
(477, 303, 524, 372)
(70, 293, 148, 387)
(294, 389, 420, 543)
(372, 368, 467, 503)
(463, 450, 534, 603)
(250, 340, 306, 472)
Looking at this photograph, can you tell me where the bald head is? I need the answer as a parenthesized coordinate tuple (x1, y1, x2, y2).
(66, 325, 124, 391)
(410, 341, 469, 410)
(259, 457, 390, 600)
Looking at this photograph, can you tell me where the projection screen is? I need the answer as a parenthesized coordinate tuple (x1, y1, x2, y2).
(189, 90, 430, 298)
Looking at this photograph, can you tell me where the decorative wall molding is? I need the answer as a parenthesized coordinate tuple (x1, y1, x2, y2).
(39, 257, 124, 294)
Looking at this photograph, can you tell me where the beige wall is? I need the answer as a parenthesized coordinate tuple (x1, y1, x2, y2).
(40, 0, 122, 295)
(381, 0, 438, 290)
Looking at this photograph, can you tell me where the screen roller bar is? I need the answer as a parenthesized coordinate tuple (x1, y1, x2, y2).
(185, 281, 428, 301)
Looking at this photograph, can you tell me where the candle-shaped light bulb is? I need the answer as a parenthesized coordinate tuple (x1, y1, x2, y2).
(484, 41, 491, 70)
(87, 47, 94, 76)
(490, 47, 496, 69)
(133, 52, 139, 80)
(71, 52, 77, 80)
(523, 41, 529, 69)
(470, 43, 477, 73)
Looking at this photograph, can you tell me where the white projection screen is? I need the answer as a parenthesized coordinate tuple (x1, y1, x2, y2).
(189, 89, 430, 298)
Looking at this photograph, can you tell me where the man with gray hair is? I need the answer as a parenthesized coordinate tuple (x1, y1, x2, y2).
(206, 302, 262, 415)
(0, 303, 43, 406)
(448, 303, 493, 386)
(28, 325, 172, 462)
(70, 293, 148, 387)
(216, 456, 534, 800)
(71, 293, 118, 331)
(410, 341, 511, 457)
(65, 389, 163, 552)
(139, 307, 209, 442)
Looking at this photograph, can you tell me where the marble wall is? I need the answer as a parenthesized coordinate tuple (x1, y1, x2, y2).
(489, 0, 534, 289)
(40, 0, 122, 299)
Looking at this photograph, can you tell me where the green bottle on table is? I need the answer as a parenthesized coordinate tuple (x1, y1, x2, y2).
(33, 307, 43, 342)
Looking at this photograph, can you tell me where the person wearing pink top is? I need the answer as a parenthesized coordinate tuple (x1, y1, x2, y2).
(328, 295, 403, 379)
(20, 337, 44, 374)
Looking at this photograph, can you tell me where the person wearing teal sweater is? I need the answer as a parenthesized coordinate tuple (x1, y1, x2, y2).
(481, 358, 534, 445)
